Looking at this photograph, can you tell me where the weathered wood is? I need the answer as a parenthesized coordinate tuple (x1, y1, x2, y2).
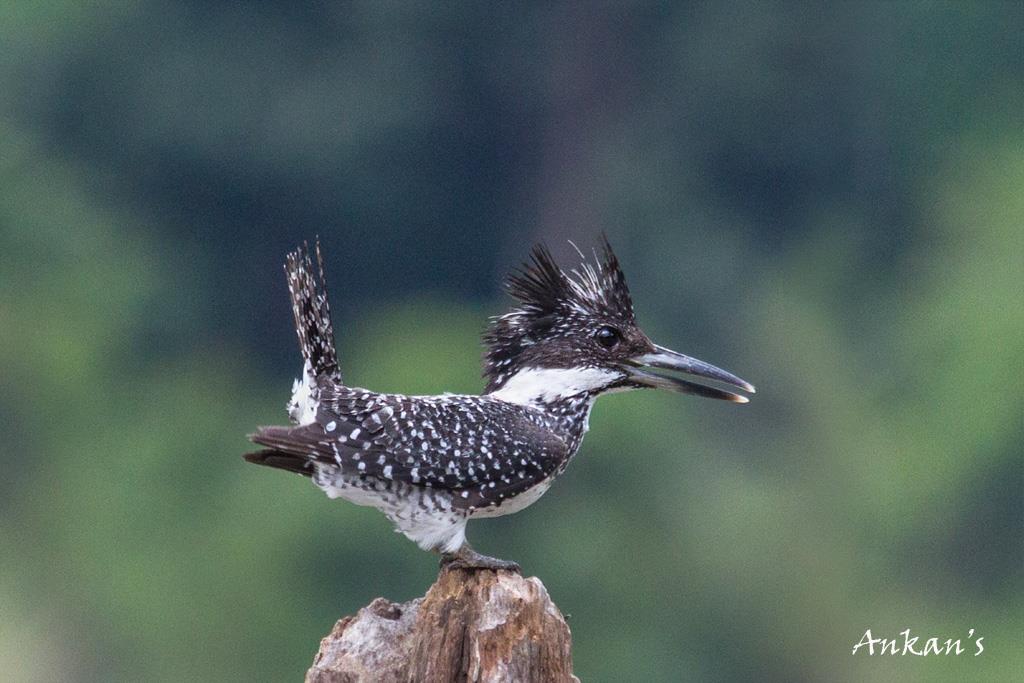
(306, 568, 577, 683)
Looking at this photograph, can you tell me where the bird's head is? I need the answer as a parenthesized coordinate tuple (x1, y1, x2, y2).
(483, 237, 754, 406)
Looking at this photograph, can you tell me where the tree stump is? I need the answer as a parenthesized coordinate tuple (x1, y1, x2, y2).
(305, 568, 577, 682)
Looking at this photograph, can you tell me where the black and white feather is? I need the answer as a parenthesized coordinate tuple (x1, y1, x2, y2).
(482, 235, 644, 393)
(246, 237, 700, 555)
(284, 240, 340, 425)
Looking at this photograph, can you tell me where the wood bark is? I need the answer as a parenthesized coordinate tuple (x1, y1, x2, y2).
(306, 568, 577, 683)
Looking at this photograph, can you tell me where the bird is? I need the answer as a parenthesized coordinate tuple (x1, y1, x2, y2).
(244, 237, 754, 571)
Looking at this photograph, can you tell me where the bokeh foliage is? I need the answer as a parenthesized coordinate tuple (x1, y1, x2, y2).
(1, 2, 1021, 681)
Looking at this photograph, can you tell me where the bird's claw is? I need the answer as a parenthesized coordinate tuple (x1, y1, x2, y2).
(440, 548, 521, 574)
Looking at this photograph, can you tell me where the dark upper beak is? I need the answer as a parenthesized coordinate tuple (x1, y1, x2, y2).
(621, 344, 755, 403)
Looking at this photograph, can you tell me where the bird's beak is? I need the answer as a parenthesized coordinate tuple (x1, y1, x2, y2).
(621, 344, 755, 403)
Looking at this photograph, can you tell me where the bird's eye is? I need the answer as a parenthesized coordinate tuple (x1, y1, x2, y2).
(595, 326, 621, 349)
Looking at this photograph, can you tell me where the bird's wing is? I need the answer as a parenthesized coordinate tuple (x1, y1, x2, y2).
(250, 387, 568, 510)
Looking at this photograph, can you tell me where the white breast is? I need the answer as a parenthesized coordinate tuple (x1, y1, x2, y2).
(470, 477, 555, 519)
(313, 464, 468, 553)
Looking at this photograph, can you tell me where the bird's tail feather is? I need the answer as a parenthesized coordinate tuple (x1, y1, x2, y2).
(285, 240, 340, 424)
(243, 448, 314, 477)
(249, 425, 316, 455)
(286, 239, 341, 383)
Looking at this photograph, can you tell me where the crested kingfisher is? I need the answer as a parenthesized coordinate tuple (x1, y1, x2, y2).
(245, 237, 754, 571)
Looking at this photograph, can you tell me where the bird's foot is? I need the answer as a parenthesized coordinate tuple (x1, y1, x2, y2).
(440, 546, 521, 574)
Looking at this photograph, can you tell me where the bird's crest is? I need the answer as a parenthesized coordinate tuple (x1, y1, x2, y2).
(505, 236, 634, 323)
(483, 236, 635, 390)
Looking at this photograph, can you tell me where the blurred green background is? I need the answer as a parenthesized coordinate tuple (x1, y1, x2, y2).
(1, 2, 1021, 681)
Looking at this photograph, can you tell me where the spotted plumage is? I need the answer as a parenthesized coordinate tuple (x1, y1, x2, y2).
(245, 237, 755, 569)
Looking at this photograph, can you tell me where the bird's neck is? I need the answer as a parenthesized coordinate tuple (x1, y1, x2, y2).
(486, 366, 618, 405)
(488, 366, 610, 454)
(538, 394, 597, 456)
